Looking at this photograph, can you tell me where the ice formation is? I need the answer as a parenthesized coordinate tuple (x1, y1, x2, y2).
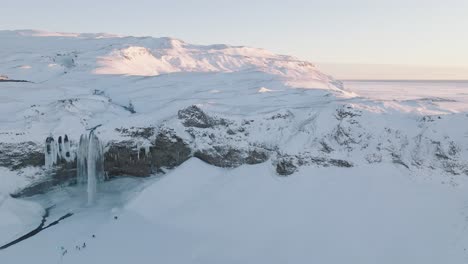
(77, 131, 105, 205)
(45, 134, 73, 169)
(63, 135, 71, 161)
(77, 134, 89, 185)
(44, 135, 58, 169)
(45, 131, 105, 205)
(58, 136, 62, 154)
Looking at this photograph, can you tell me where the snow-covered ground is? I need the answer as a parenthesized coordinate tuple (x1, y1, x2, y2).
(345, 80, 468, 113)
(1, 159, 467, 263)
(1, 30, 468, 263)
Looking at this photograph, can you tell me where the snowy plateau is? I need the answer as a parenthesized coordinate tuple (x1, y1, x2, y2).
(0, 30, 468, 263)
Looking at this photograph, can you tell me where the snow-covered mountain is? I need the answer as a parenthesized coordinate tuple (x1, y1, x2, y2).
(0, 30, 341, 86)
(1, 30, 468, 263)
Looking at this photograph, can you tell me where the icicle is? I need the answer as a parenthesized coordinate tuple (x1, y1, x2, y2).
(77, 134, 89, 185)
(58, 136, 63, 159)
(53, 140, 58, 165)
(144, 145, 150, 157)
(45, 135, 58, 168)
(64, 134, 71, 161)
(87, 133, 97, 205)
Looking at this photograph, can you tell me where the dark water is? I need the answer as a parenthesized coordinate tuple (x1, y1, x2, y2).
(0, 207, 73, 250)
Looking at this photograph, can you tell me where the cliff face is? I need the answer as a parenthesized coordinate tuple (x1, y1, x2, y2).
(7, 103, 468, 197)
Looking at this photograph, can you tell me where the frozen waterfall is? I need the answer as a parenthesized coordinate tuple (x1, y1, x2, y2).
(45, 134, 73, 168)
(63, 135, 71, 160)
(44, 135, 58, 168)
(77, 134, 89, 185)
(77, 131, 105, 205)
(44, 131, 105, 205)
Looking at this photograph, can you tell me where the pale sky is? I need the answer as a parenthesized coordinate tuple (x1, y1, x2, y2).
(1, 0, 467, 79)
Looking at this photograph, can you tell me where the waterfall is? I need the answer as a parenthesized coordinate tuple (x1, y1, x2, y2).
(77, 134, 89, 185)
(44, 132, 104, 205)
(86, 132, 104, 205)
(76, 131, 105, 205)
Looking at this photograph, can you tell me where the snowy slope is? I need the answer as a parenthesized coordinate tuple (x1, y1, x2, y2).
(1, 159, 468, 263)
(1, 30, 468, 263)
(0, 30, 338, 86)
(0, 29, 349, 143)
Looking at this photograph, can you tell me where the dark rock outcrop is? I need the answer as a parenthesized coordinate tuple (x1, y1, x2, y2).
(150, 129, 192, 169)
(276, 158, 297, 176)
(194, 147, 244, 168)
(276, 154, 353, 176)
(177, 105, 270, 168)
(115, 127, 155, 139)
(0, 142, 44, 170)
(178, 105, 214, 128)
(105, 128, 192, 177)
(194, 146, 269, 168)
(245, 149, 270, 165)
(104, 141, 152, 177)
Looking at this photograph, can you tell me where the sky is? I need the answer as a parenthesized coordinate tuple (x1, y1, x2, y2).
(1, 0, 467, 79)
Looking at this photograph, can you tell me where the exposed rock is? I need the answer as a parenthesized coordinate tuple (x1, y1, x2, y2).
(178, 105, 213, 128)
(245, 149, 269, 165)
(333, 124, 358, 146)
(177, 106, 271, 168)
(268, 111, 294, 120)
(448, 141, 459, 156)
(115, 126, 155, 139)
(106, 127, 191, 176)
(276, 153, 353, 176)
(330, 106, 367, 151)
(0, 142, 45, 170)
(194, 146, 269, 168)
(320, 141, 333, 154)
(335, 106, 361, 120)
(390, 152, 410, 169)
(194, 147, 243, 168)
(276, 158, 297, 176)
(104, 141, 152, 177)
(150, 129, 192, 169)
(328, 159, 353, 168)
